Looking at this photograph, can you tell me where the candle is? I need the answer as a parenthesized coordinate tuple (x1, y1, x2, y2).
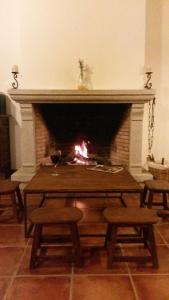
(12, 65, 19, 73)
(146, 65, 152, 73)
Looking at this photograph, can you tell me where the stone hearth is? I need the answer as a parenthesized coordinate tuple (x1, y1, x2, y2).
(8, 89, 155, 182)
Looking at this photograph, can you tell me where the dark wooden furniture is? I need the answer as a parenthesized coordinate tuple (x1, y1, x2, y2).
(0, 115, 11, 178)
(29, 206, 83, 269)
(103, 207, 159, 269)
(23, 165, 143, 237)
(157, 209, 169, 219)
(0, 180, 24, 221)
(143, 180, 169, 209)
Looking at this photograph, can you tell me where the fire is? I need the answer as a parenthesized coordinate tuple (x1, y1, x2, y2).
(74, 141, 89, 164)
(75, 141, 88, 158)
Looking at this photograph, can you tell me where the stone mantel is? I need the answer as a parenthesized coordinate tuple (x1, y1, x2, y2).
(8, 89, 155, 104)
(8, 89, 155, 183)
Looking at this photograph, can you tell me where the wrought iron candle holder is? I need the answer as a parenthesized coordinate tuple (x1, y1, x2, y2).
(144, 71, 153, 89)
(11, 65, 19, 89)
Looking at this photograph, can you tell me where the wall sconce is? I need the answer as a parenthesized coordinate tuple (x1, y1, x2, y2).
(144, 67, 153, 89)
(11, 65, 19, 89)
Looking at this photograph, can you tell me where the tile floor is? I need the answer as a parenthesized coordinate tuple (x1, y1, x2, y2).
(0, 193, 169, 300)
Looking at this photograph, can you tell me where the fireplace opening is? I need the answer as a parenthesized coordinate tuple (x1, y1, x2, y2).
(34, 103, 131, 166)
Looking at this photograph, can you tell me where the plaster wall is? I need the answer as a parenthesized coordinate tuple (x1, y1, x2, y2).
(3, 0, 165, 170)
(144, 0, 169, 164)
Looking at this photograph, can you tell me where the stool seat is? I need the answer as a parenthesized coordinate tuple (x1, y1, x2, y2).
(103, 207, 158, 225)
(143, 180, 169, 209)
(157, 209, 169, 218)
(29, 207, 83, 224)
(0, 180, 20, 194)
(29, 207, 83, 269)
(144, 180, 169, 191)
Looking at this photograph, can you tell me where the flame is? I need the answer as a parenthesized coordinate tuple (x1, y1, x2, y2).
(74, 141, 88, 158)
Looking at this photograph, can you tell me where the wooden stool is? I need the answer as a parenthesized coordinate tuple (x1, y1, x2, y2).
(29, 206, 83, 269)
(157, 209, 169, 219)
(103, 207, 159, 268)
(143, 180, 169, 209)
(0, 180, 24, 221)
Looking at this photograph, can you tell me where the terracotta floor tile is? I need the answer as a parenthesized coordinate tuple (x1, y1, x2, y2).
(42, 198, 67, 208)
(74, 247, 128, 274)
(123, 245, 169, 274)
(80, 209, 105, 223)
(0, 277, 11, 299)
(73, 275, 136, 300)
(0, 247, 24, 276)
(132, 275, 169, 300)
(17, 247, 72, 275)
(42, 224, 71, 235)
(154, 228, 165, 244)
(0, 225, 27, 245)
(0, 197, 169, 299)
(6, 276, 70, 300)
(75, 197, 107, 209)
(105, 197, 128, 208)
(122, 194, 140, 207)
(156, 223, 169, 243)
(79, 223, 107, 236)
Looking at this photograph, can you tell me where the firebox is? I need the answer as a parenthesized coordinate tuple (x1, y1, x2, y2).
(34, 103, 131, 167)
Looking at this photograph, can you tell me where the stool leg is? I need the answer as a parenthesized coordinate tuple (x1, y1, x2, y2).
(142, 185, 148, 206)
(162, 193, 168, 210)
(147, 224, 159, 268)
(15, 187, 24, 210)
(119, 193, 127, 207)
(142, 226, 148, 248)
(107, 225, 117, 269)
(38, 193, 46, 207)
(70, 223, 81, 267)
(11, 192, 19, 221)
(15, 187, 24, 222)
(147, 191, 153, 208)
(104, 223, 112, 248)
(30, 224, 42, 269)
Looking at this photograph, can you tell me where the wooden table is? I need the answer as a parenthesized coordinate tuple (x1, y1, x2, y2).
(23, 165, 143, 237)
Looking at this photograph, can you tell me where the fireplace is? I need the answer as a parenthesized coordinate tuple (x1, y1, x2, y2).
(34, 103, 130, 167)
(8, 89, 155, 182)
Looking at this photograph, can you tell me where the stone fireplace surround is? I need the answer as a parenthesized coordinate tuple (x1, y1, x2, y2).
(8, 89, 155, 182)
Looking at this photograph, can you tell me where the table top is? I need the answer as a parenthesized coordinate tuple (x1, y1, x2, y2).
(24, 165, 142, 194)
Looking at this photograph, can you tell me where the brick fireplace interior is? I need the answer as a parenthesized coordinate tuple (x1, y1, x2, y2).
(34, 103, 131, 167)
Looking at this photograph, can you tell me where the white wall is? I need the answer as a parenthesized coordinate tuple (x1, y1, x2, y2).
(19, 0, 145, 89)
(144, 0, 169, 164)
(157, 0, 169, 162)
(0, 1, 21, 90)
(1, 0, 155, 170)
(0, 0, 22, 168)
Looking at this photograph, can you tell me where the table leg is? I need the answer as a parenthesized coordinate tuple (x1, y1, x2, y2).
(24, 193, 28, 237)
(140, 190, 144, 208)
(24, 193, 33, 238)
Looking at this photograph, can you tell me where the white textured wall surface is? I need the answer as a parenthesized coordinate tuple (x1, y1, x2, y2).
(19, 0, 145, 89)
(2, 0, 169, 169)
(0, 0, 22, 168)
(144, 0, 169, 164)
